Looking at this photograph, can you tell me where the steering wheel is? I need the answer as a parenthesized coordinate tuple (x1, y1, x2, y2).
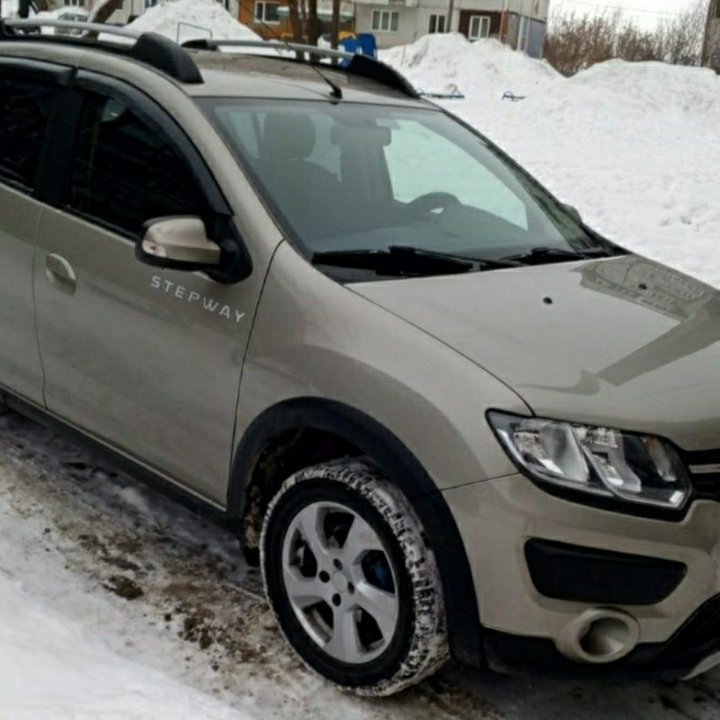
(406, 192, 461, 217)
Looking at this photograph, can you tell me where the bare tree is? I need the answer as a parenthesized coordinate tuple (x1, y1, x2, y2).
(88, 0, 125, 24)
(306, 0, 320, 45)
(703, 0, 719, 68)
(545, 3, 708, 76)
(330, 0, 340, 49)
(286, 0, 304, 41)
(656, 1, 707, 65)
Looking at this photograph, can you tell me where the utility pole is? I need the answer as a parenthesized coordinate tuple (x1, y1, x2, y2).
(704, 0, 719, 71)
(500, 0, 509, 45)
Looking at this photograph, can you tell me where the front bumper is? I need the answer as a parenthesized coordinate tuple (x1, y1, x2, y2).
(442, 473, 720, 677)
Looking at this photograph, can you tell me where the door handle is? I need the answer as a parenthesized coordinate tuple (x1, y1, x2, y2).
(45, 253, 77, 295)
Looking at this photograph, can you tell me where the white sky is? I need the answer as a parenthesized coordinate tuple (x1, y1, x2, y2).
(551, 0, 700, 28)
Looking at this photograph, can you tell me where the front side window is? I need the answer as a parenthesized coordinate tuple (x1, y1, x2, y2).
(371, 10, 399, 32)
(428, 13, 446, 33)
(255, 1, 280, 23)
(202, 100, 605, 278)
(69, 93, 204, 236)
(0, 77, 56, 191)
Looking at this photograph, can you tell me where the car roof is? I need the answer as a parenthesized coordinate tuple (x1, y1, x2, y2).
(0, 27, 433, 109)
(184, 50, 430, 106)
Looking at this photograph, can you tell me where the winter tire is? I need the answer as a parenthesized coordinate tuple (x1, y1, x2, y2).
(261, 459, 448, 696)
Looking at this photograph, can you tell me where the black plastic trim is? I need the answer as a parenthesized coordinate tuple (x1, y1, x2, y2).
(35, 80, 82, 206)
(228, 397, 484, 668)
(0, 58, 73, 199)
(181, 40, 418, 98)
(1, 389, 229, 525)
(73, 71, 230, 217)
(41, 71, 253, 281)
(0, 25, 203, 84)
(525, 539, 687, 605)
(345, 53, 419, 98)
(0, 55, 74, 84)
(130, 32, 202, 84)
(483, 593, 720, 679)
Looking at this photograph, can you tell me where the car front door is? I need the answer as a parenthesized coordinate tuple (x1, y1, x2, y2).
(0, 59, 69, 405)
(33, 73, 257, 505)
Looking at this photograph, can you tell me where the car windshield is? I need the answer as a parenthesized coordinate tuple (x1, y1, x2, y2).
(200, 99, 607, 275)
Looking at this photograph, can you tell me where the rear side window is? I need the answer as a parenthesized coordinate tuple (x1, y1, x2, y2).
(69, 92, 205, 236)
(0, 77, 56, 191)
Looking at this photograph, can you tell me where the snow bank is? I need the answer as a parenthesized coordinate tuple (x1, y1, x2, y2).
(382, 35, 720, 288)
(128, 0, 260, 44)
(382, 33, 559, 98)
(0, 575, 248, 720)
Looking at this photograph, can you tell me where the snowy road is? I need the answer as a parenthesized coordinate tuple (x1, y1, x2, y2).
(3, 32, 720, 720)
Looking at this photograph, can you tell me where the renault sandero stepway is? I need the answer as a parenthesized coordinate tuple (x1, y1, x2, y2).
(2, 18, 720, 696)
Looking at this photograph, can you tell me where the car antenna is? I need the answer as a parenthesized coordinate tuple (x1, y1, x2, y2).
(234, 0, 343, 100)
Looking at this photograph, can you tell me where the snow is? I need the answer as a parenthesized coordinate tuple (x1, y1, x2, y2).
(382, 34, 560, 98)
(0, 0, 18, 18)
(35, 7, 89, 35)
(128, 0, 260, 45)
(0, 578, 248, 720)
(4, 26, 720, 720)
(381, 34, 720, 288)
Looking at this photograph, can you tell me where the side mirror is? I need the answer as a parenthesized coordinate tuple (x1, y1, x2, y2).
(137, 217, 222, 272)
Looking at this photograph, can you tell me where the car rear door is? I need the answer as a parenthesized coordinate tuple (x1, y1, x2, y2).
(0, 58, 69, 405)
(32, 72, 258, 505)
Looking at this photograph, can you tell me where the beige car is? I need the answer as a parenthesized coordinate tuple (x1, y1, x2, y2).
(2, 17, 720, 697)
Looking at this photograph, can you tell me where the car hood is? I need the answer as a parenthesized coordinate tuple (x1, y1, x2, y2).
(350, 255, 720, 451)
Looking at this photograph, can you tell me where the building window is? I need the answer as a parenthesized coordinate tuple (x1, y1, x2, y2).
(468, 15, 490, 40)
(428, 13, 446, 33)
(144, 0, 158, 7)
(255, 1, 281, 24)
(64, 0, 85, 7)
(372, 9, 399, 32)
(517, 16, 529, 50)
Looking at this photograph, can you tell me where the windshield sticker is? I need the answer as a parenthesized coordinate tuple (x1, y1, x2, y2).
(151, 276, 245, 324)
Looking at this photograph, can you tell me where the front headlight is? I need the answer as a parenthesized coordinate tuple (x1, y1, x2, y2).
(488, 411, 691, 510)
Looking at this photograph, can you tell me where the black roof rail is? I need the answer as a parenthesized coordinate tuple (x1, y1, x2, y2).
(131, 32, 202, 83)
(182, 39, 419, 98)
(0, 19, 203, 84)
(0, 20, 418, 97)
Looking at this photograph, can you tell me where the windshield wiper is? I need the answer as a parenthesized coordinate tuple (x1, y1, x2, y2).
(313, 247, 472, 276)
(313, 245, 520, 276)
(501, 245, 614, 265)
(390, 246, 522, 269)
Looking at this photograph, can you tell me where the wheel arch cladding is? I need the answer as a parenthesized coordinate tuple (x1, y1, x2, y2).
(229, 397, 484, 667)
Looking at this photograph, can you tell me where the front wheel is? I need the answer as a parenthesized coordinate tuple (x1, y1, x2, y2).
(261, 460, 448, 696)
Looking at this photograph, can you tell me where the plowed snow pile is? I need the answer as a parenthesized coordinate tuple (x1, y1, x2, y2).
(128, 0, 260, 43)
(382, 35, 720, 287)
(383, 33, 559, 97)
